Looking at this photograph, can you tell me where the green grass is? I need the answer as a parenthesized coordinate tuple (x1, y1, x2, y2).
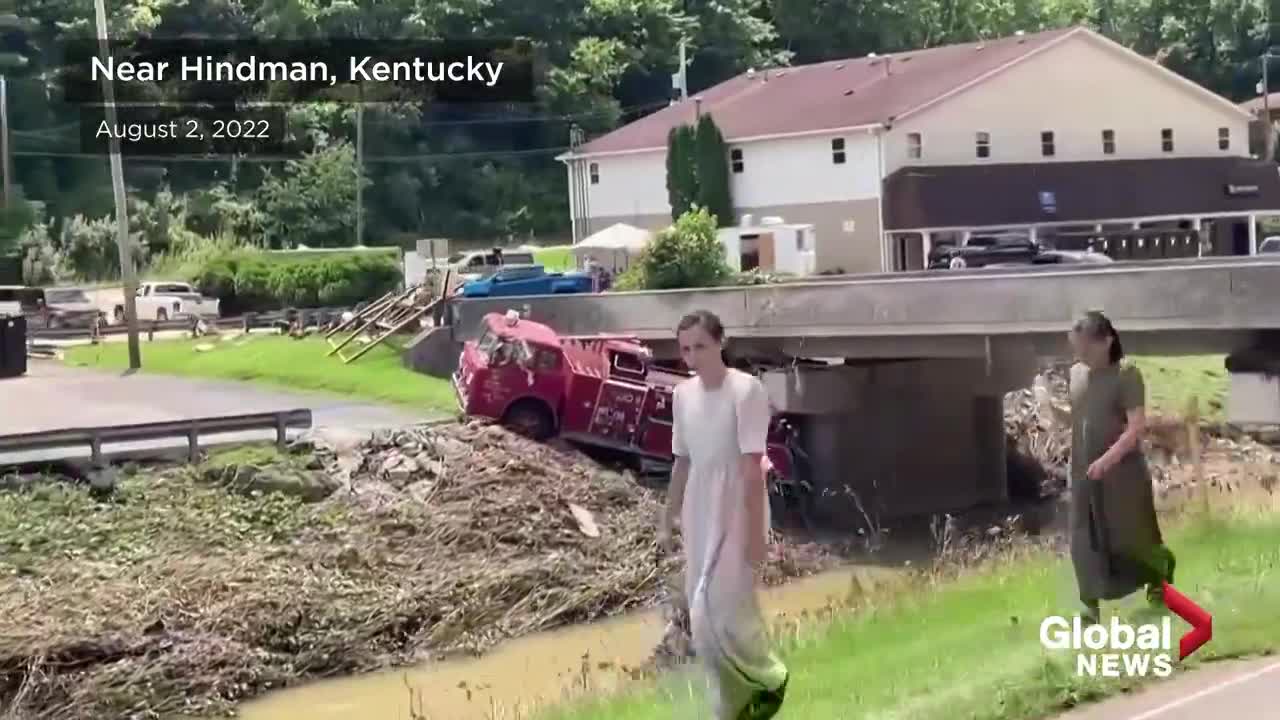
(64, 335, 458, 413)
(536, 503, 1280, 720)
(534, 246, 576, 272)
(1130, 355, 1227, 422)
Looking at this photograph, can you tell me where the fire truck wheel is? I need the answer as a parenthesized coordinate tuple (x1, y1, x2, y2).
(502, 400, 555, 441)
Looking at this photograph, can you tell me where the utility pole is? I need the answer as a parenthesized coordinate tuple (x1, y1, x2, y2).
(0, 75, 11, 208)
(677, 41, 688, 101)
(94, 0, 141, 369)
(1265, 49, 1276, 163)
(670, 39, 689, 104)
(355, 101, 364, 246)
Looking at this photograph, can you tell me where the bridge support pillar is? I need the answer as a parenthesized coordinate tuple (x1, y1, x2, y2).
(1225, 348, 1280, 426)
(762, 350, 1039, 526)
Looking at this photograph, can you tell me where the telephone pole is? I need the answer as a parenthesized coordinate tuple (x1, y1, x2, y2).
(355, 101, 364, 246)
(94, 0, 141, 369)
(1264, 50, 1278, 163)
(1, 75, 11, 208)
(670, 39, 689, 104)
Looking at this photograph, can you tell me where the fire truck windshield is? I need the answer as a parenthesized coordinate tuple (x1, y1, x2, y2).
(476, 328, 502, 362)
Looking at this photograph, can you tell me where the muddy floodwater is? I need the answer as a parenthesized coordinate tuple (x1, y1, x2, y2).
(236, 566, 903, 720)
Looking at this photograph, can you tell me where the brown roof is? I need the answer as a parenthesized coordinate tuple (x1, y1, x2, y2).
(571, 27, 1080, 156)
(883, 157, 1280, 230)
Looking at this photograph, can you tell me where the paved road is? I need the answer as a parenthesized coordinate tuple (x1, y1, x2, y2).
(0, 361, 435, 465)
(1057, 657, 1280, 720)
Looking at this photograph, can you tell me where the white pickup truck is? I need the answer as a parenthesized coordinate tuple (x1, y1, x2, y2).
(108, 281, 221, 324)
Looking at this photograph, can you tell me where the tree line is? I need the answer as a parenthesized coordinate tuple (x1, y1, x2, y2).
(0, 0, 1272, 275)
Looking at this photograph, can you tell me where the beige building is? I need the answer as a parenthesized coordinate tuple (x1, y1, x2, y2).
(561, 25, 1280, 274)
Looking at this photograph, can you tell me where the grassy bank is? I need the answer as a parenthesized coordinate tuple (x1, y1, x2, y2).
(536, 498, 1280, 720)
(1130, 355, 1227, 422)
(64, 335, 457, 412)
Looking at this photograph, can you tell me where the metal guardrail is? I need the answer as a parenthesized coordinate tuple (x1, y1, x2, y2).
(30, 307, 355, 340)
(0, 409, 314, 466)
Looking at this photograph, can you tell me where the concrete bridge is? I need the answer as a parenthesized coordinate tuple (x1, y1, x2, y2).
(434, 256, 1280, 525)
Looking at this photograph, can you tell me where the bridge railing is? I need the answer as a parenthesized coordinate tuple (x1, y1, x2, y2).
(0, 409, 314, 466)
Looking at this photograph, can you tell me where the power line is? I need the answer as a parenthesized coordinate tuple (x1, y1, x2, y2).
(5, 98, 669, 135)
(359, 99, 671, 127)
(11, 145, 571, 162)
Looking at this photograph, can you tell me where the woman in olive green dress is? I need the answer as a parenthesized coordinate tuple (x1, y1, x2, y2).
(1036, 311, 1176, 624)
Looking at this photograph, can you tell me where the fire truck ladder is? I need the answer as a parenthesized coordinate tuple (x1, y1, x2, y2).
(324, 270, 450, 364)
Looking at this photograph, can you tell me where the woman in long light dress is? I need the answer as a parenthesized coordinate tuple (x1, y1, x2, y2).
(658, 310, 789, 720)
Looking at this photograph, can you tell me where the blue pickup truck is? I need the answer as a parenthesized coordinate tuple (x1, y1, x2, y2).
(459, 265, 595, 298)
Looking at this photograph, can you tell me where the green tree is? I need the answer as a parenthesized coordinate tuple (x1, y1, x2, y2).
(627, 206, 730, 289)
(258, 142, 369, 248)
(666, 125, 698, 219)
(694, 114, 734, 227)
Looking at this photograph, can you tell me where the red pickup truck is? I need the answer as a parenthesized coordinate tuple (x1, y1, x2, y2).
(452, 311, 812, 523)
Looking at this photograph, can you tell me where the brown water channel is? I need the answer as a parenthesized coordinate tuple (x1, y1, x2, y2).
(236, 566, 903, 720)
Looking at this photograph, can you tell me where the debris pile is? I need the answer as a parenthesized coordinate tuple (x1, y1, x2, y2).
(1002, 363, 1280, 499)
(1003, 362, 1072, 497)
(0, 421, 845, 720)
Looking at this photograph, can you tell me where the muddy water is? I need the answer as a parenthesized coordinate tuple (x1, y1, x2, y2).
(237, 567, 903, 720)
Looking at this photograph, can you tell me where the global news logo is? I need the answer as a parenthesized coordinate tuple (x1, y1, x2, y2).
(1039, 582, 1212, 678)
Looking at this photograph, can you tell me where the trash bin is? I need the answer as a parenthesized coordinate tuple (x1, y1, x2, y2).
(0, 314, 28, 378)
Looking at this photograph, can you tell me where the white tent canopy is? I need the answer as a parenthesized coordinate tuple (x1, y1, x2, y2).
(571, 223, 653, 270)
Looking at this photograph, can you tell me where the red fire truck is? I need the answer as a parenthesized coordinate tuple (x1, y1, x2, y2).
(452, 311, 811, 522)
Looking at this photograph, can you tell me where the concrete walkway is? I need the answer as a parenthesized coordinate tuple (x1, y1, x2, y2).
(1056, 656, 1280, 720)
(0, 360, 436, 465)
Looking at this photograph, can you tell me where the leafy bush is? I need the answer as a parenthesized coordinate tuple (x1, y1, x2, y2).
(146, 231, 243, 280)
(17, 221, 70, 285)
(58, 215, 150, 282)
(626, 207, 731, 290)
(188, 249, 401, 315)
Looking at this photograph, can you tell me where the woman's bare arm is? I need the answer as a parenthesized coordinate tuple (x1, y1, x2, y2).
(663, 457, 689, 536)
(1098, 406, 1145, 468)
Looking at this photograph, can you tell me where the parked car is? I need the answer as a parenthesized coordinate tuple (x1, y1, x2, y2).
(452, 310, 812, 526)
(1260, 236, 1280, 254)
(928, 233, 1038, 269)
(459, 265, 594, 298)
(109, 281, 221, 324)
(41, 287, 105, 328)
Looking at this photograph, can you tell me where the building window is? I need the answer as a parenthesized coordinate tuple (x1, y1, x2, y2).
(906, 133, 922, 159)
(1041, 131, 1055, 157)
(730, 148, 744, 173)
(589, 162, 599, 184)
(1218, 127, 1230, 150)
(1102, 129, 1115, 155)
(831, 138, 846, 164)
(975, 131, 990, 158)
(1161, 128, 1174, 153)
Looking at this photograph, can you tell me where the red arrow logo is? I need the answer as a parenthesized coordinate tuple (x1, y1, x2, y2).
(1162, 581, 1212, 660)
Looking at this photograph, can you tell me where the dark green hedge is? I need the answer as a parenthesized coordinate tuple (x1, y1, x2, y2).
(191, 250, 401, 315)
